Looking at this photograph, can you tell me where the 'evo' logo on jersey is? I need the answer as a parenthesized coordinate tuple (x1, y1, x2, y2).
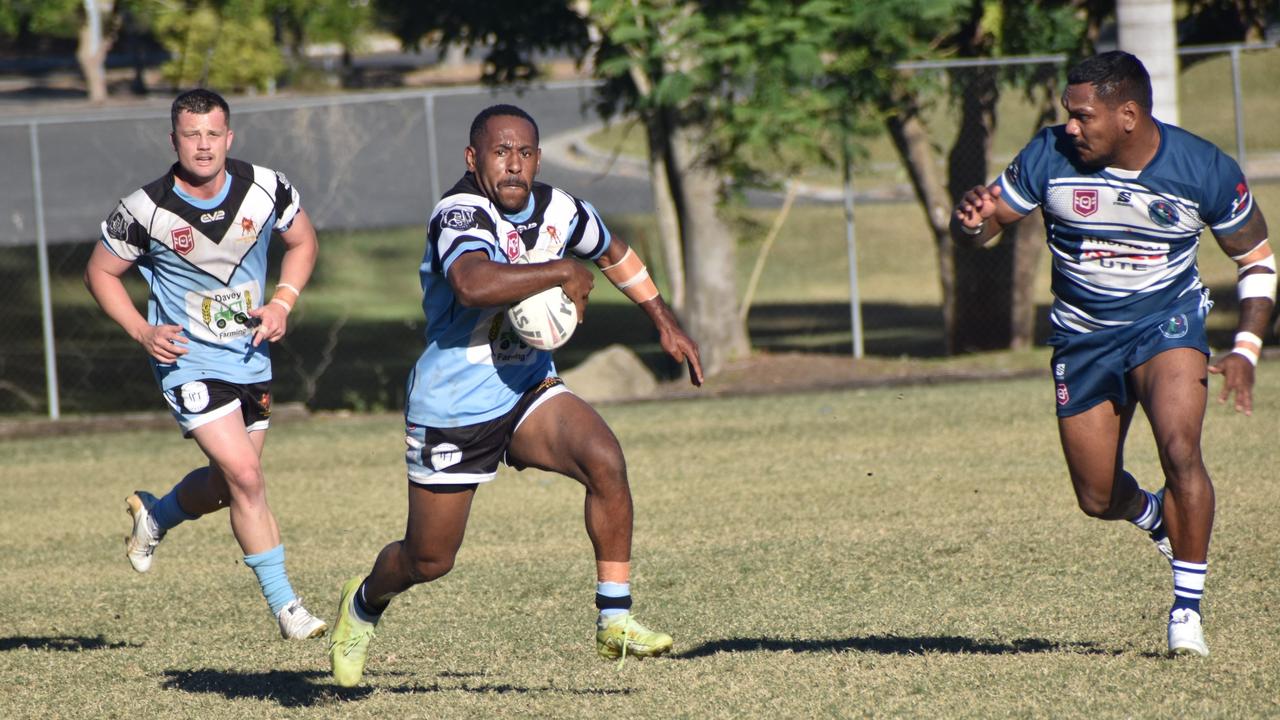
(200, 210, 226, 223)
(1073, 189, 1099, 217)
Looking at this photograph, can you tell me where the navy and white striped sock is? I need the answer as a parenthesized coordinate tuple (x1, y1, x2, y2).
(1131, 488, 1166, 542)
(1171, 559, 1207, 616)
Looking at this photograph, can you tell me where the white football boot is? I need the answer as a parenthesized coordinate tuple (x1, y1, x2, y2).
(125, 491, 166, 573)
(278, 598, 328, 640)
(1167, 608, 1208, 657)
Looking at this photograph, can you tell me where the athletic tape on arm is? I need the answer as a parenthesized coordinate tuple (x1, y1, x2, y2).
(1233, 239, 1276, 301)
(601, 248, 659, 304)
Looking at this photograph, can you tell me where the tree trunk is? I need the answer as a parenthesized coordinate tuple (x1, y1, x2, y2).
(645, 108, 686, 314)
(946, 66, 1008, 353)
(1117, 0, 1179, 125)
(77, 0, 116, 104)
(885, 100, 956, 350)
(669, 125, 749, 376)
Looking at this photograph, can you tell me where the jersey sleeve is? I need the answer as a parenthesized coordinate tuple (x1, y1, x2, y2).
(100, 200, 147, 261)
(565, 198, 611, 261)
(430, 202, 500, 277)
(1200, 152, 1255, 236)
(996, 127, 1056, 215)
(271, 169, 302, 231)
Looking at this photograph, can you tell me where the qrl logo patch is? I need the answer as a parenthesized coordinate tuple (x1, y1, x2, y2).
(171, 226, 195, 255)
(1056, 383, 1070, 406)
(505, 230, 522, 260)
(1073, 189, 1098, 217)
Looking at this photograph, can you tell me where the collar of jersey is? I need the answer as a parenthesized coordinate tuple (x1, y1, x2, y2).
(172, 170, 232, 210)
(500, 193, 536, 224)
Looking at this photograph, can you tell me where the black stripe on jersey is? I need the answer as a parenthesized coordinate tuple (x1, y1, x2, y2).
(566, 197, 591, 250)
(142, 162, 253, 244)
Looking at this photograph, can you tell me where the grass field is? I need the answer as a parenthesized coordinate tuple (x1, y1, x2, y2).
(5, 363, 1280, 718)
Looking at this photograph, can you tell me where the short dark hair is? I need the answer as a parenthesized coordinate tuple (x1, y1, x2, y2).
(171, 89, 230, 131)
(469, 104, 539, 148)
(1067, 51, 1153, 112)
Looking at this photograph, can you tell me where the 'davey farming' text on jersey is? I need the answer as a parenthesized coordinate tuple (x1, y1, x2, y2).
(99, 158, 301, 390)
(998, 120, 1254, 333)
(406, 173, 611, 428)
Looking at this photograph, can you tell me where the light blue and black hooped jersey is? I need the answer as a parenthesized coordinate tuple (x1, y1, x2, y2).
(99, 158, 302, 390)
(405, 173, 611, 428)
(997, 120, 1254, 334)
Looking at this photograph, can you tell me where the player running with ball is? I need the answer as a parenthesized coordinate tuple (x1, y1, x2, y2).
(328, 104, 703, 686)
(952, 52, 1272, 657)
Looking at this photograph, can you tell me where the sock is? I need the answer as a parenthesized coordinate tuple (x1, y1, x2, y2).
(151, 490, 198, 531)
(352, 580, 386, 625)
(1171, 559, 1207, 616)
(596, 581, 632, 620)
(243, 544, 297, 616)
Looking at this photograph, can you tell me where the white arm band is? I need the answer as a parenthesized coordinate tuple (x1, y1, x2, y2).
(1238, 268, 1277, 301)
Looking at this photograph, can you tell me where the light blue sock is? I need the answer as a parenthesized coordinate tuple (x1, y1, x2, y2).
(151, 490, 198, 531)
(243, 544, 296, 616)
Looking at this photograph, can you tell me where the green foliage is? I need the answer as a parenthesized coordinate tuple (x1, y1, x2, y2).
(0, 0, 83, 38)
(152, 0, 285, 92)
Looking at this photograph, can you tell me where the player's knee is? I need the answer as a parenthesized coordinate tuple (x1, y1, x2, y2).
(582, 447, 627, 493)
(220, 463, 266, 496)
(1158, 435, 1204, 480)
(1074, 487, 1117, 518)
(405, 551, 456, 584)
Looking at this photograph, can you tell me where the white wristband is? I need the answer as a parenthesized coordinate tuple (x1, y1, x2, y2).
(270, 297, 293, 313)
(1235, 331, 1263, 349)
(276, 282, 301, 297)
(1232, 347, 1259, 366)
(959, 221, 985, 236)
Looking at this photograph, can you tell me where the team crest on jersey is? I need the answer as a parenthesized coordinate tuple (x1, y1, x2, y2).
(171, 226, 195, 255)
(1147, 199, 1180, 227)
(1073, 189, 1099, 217)
(1056, 383, 1070, 406)
(505, 230, 522, 260)
(239, 216, 257, 242)
(1159, 313, 1189, 339)
(441, 207, 477, 231)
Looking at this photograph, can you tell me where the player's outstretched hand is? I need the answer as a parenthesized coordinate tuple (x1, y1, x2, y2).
(138, 323, 189, 363)
(954, 184, 1002, 230)
(1208, 352, 1255, 416)
(248, 302, 288, 347)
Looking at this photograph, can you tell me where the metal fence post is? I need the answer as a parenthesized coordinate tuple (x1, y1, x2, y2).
(843, 139, 864, 360)
(30, 121, 60, 420)
(1230, 45, 1246, 167)
(424, 92, 441, 205)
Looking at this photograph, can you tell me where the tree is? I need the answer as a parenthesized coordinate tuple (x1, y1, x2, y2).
(151, 0, 284, 92)
(0, 0, 119, 103)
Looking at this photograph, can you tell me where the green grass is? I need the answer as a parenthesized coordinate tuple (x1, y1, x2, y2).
(5, 364, 1280, 718)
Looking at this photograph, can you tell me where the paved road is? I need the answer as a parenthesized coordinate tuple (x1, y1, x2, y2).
(0, 81, 656, 247)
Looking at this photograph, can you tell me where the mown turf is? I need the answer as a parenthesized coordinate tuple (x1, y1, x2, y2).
(3, 363, 1280, 718)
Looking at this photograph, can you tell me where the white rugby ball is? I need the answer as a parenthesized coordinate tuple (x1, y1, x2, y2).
(507, 249, 578, 351)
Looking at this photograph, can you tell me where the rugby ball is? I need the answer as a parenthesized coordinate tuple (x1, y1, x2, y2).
(507, 249, 578, 351)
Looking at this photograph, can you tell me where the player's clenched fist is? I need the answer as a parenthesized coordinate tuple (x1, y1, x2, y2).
(954, 184, 1003, 229)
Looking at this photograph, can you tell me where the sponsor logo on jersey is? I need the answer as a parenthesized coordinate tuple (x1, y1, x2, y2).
(441, 206, 477, 230)
(200, 210, 226, 223)
(1159, 313, 1189, 339)
(1231, 181, 1251, 217)
(515, 221, 539, 233)
(180, 381, 210, 412)
(239, 216, 257, 242)
(1054, 363, 1066, 378)
(258, 391, 272, 417)
(1056, 382, 1070, 406)
(546, 225, 560, 243)
(429, 442, 462, 470)
(171, 226, 195, 255)
(1115, 191, 1132, 206)
(107, 209, 129, 240)
(1073, 189, 1099, 217)
(505, 230, 522, 260)
(1006, 160, 1020, 184)
(1147, 199, 1180, 227)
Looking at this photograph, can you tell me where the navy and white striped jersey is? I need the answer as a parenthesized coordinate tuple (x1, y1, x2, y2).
(405, 174, 611, 428)
(998, 120, 1254, 334)
(99, 158, 301, 390)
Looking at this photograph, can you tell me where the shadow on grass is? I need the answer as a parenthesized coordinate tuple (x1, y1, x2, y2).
(161, 667, 632, 707)
(676, 634, 1117, 659)
(0, 635, 139, 652)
